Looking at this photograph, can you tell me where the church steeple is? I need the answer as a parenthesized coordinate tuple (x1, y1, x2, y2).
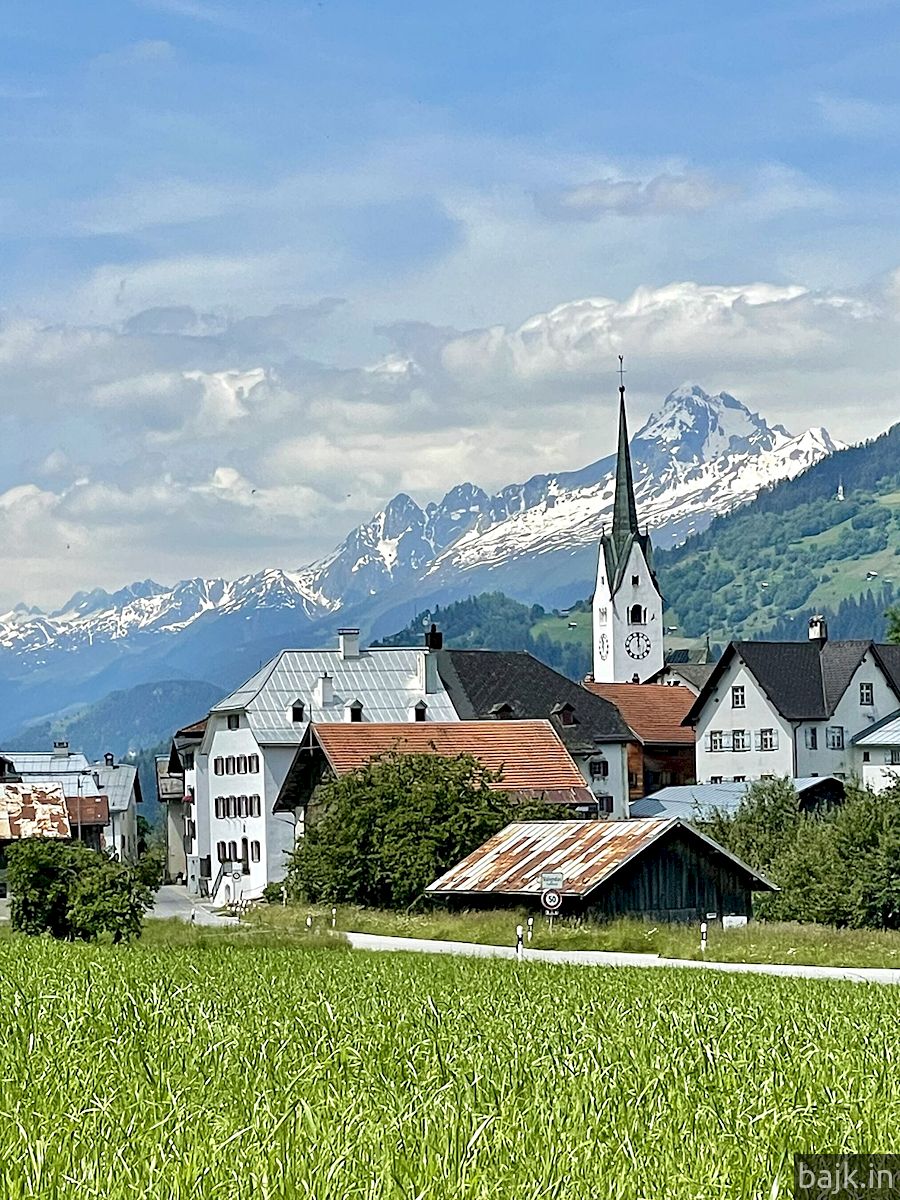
(611, 356, 639, 563)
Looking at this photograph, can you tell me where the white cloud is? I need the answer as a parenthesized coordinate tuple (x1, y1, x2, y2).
(537, 172, 730, 220)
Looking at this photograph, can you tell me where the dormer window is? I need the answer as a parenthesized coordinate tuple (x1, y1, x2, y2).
(551, 702, 577, 728)
(348, 699, 363, 723)
(291, 700, 305, 723)
(413, 700, 427, 723)
(489, 702, 514, 720)
(631, 575, 639, 587)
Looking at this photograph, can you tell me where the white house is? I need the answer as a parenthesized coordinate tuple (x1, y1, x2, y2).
(93, 754, 142, 862)
(852, 710, 900, 792)
(591, 375, 665, 685)
(157, 718, 205, 884)
(194, 628, 460, 902)
(684, 618, 900, 784)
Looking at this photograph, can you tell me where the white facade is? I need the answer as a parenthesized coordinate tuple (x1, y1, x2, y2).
(571, 743, 630, 819)
(693, 647, 900, 784)
(196, 641, 460, 901)
(592, 541, 664, 684)
(853, 710, 900, 792)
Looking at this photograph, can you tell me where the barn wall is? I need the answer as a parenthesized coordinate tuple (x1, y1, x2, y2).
(585, 828, 752, 924)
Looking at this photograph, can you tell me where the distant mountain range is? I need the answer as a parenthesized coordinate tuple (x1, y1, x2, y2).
(0, 384, 841, 741)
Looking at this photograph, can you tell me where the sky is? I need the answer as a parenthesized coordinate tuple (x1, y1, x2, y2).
(2, 0, 900, 608)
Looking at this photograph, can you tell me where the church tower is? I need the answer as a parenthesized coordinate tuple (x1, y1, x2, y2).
(592, 361, 664, 683)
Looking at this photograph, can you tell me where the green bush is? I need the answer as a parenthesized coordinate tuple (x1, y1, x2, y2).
(7, 840, 157, 943)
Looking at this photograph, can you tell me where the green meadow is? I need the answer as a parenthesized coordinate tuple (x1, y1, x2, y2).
(1, 936, 898, 1199)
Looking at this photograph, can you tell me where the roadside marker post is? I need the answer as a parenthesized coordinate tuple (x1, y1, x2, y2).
(700, 921, 708, 954)
(306, 915, 313, 931)
(526, 916, 534, 943)
(331, 907, 337, 929)
(515, 924, 524, 961)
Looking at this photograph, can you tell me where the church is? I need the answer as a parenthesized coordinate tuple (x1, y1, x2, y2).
(591, 370, 664, 685)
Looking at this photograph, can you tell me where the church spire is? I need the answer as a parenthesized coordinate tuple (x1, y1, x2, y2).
(611, 355, 639, 561)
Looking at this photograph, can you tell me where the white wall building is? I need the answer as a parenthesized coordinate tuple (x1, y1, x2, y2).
(195, 629, 459, 902)
(852, 710, 900, 792)
(592, 378, 664, 684)
(685, 620, 900, 785)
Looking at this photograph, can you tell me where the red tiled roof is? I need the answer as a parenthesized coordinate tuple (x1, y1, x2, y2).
(176, 718, 208, 737)
(311, 720, 589, 793)
(583, 683, 696, 745)
(65, 795, 110, 827)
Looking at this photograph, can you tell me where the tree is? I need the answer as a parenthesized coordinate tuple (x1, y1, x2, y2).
(7, 839, 157, 942)
(702, 777, 802, 874)
(289, 752, 558, 909)
(887, 604, 900, 645)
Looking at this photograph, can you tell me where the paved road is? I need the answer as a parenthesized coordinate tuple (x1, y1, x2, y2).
(344, 931, 900, 986)
(148, 884, 238, 927)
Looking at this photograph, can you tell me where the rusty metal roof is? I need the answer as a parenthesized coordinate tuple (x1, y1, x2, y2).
(65, 795, 109, 827)
(0, 782, 71, 840)
(427, 818, 776, 896)
(311, 720, 590, 793)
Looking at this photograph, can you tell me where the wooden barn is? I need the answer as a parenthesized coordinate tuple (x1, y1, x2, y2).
(427, 818, 776, 924)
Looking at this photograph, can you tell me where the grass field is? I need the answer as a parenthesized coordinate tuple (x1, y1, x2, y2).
(2, 935, 900, 1198)
(244, 905, 900, 970)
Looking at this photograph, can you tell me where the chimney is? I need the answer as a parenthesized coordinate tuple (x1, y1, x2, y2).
(52, 740, 69, 758)
(338, 628, 360, 659)
(315, 671, 334, 708)
(808, 615, 828, 645)
(424, 623, 443, 651)
(104, 752, 115, 768)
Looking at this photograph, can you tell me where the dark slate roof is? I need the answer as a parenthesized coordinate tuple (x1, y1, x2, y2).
(434, 650, 636, 752)
(684, 639, 900, 724)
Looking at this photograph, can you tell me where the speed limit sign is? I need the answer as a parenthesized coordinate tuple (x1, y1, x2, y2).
(540, 888, 563, 913)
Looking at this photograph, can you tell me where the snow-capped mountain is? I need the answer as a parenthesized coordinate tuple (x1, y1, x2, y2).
(0, 385, 840, 734)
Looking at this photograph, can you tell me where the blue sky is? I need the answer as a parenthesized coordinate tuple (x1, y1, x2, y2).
(1, 0, 900, 605)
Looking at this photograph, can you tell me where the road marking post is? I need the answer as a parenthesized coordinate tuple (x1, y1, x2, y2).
(527, 916, 534, 943)
(331, 907, 337, 929)
(515, 924, 524, 961)
(700, 920, 708, 954)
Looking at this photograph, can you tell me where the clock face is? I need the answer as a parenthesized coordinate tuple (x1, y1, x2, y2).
(625, 631, 652, 660)
(597, 634, 609, 660)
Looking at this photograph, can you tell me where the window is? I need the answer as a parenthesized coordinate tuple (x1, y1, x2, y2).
(349, 701, 363, 723)
(825, 726, 845, 750)
(214, 757, 224, 775)
(589, 759, 609, 778)
(248, 754, 259, 774)
(237, 795, 247, 818)
(251, 841, 261, 863)
(225, 756, 235, 775)
(805, 727, 818, 750)
(291, 701, 305, 723)
(182, 751, 194, 771)
(215, 796, 225, 819)
(889, 749, 900, 766)
(216, 841, 227, 862)
(733, 776, 746, 783)
(860, 682, 874, 706)
(250, 794, 262, 818)
(596, 795, 614, 815)
(732, 729, 748, 752)
(863, 751, 871, 763)
(227, 714, 240, 730)
(227, 840, 238, 862)
(709, 730, 730, 752)
(224, 795, 234, 818)
(628, 771, 638, 787)
(631, 574, 639, 587)
(731, 686, 745, 709)
(629, 604, 644, 624)
(597, 607, 607, 623)
(759, 728, 777, 751)
(710, 776, 723, 784)
(236, 755, 246, 774)
(241, 838, 250, 875)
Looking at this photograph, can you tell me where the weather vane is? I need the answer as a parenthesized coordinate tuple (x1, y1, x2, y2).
(618, 354, 626, 398)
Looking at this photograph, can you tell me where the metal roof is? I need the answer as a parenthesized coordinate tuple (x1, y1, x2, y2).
(93, 763, 139, 813)
(630, 778, 843, 818)
(209, 648, 458, 745)
(0, 782, 71, 840)
(1, 751, 93, 775)
(427, 818, 775, 897)
(24, 773, 104, 800)
(311, 720, 591, 794)
(852, 709, 900, 747)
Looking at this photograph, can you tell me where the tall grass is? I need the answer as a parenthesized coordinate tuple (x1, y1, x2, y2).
(0, 936, 897, 1197)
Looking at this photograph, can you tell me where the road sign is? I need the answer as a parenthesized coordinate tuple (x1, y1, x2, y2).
(540, 871, 564, 891)
(541, 888, 563, 913)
